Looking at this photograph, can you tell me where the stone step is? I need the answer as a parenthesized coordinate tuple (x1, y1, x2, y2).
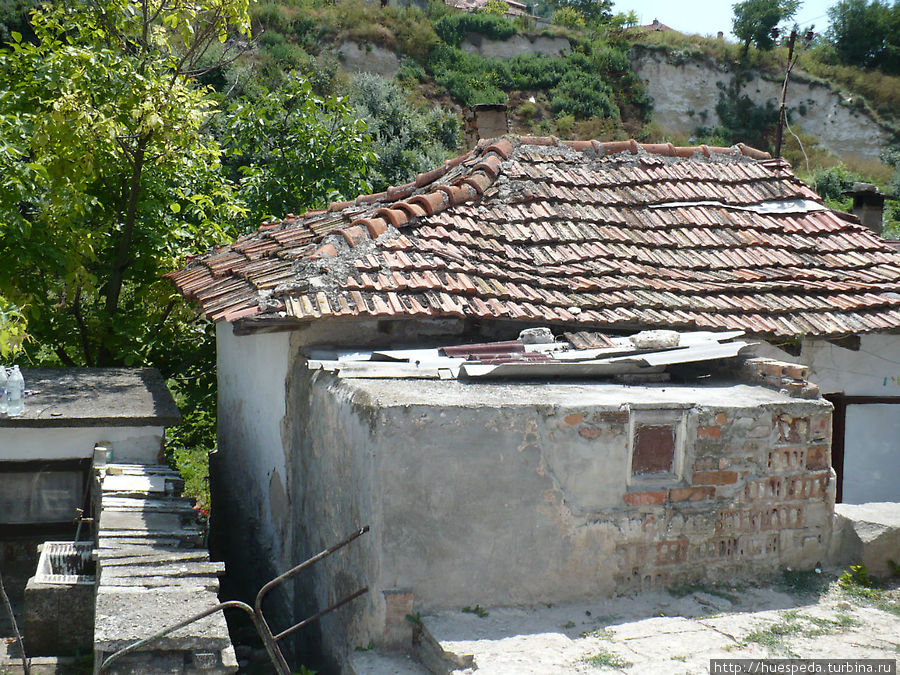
(101, 561, 225, 578)
(94, 586, 232, 653)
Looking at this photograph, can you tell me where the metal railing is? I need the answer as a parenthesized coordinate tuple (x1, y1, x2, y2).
(99, 525, 370, 674)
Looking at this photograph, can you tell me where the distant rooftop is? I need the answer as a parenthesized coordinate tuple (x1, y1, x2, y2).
(0, 368, 182, 428)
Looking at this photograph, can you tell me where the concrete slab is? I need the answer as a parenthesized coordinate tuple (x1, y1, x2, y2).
(101, 474, 169, 494)
(832, 502, 900, 577)
(418, 575, 900, 674)
(0, 367, 181, 428)
(94, 586, 231, 652)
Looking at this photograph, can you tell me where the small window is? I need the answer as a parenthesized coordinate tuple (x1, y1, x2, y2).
(628, 409, 686, 486)
(633, 424, 676, 475)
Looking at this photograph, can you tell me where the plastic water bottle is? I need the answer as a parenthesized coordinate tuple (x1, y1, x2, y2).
(0, 366, 7, 415)
(7, 365, 24, 417)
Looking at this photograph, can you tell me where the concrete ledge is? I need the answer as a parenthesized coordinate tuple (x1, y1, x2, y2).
(830, 502, 900, 577)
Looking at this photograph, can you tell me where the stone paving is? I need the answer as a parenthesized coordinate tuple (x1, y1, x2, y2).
(350, 572, 899, 674)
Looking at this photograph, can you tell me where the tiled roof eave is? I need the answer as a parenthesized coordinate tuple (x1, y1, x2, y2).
(169, 135, 900, 339)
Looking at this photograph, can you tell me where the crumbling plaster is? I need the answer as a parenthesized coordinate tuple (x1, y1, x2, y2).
(757, 334, 900, 503)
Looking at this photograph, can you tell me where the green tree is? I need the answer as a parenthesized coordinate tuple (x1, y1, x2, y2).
(0, 296, 26, 358)
(732, 0, 800, 52)
(0, 1, 250, 367)
(826, 0, 899, 72)
(221, 74, 376, 225)
(549, 0, 611, 25)
(346, 74, 458, 193)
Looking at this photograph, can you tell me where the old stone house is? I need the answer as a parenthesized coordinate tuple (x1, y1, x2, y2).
(169, 136, 900, 666)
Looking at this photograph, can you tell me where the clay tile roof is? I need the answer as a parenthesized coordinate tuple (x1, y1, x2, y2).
(167, 136, 900, 338)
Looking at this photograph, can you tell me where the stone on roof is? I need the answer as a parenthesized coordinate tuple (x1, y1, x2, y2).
(167, 136, 900, 338)
(0, 368, 182, 428)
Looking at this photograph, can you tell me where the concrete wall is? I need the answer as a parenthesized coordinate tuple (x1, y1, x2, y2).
(212, 323, 292, 616)
(287, 361, 382, 666)
(632, 49, 893, 163)
(757, 334, 900, 503)
(0, 426, 163, 463)
(294, 374, 833, 658)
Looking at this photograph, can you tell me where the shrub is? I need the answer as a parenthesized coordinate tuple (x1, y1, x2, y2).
(552, 7, 585, 28)
(556, 113, 575, 136)
(433, 12, 517, 47)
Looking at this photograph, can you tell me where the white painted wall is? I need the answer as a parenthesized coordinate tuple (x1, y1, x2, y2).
(800, 334, 900, 396)
(214, 323, 292, 585)
(843, 404, 900, 504)
(0, 426, 164, 463)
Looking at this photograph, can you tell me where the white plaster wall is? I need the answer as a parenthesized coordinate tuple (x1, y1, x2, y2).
(755, 334, 900, 396)
(214, 323, 292, 583)
(0, 426, 163, 463)
(843, 404, 900, 504)
(632, 51, 892, 163)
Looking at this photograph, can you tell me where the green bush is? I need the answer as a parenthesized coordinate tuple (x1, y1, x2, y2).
(433, 12, 517, 47)
(348, 74, 460, 191)
(552, 7, 585, 28)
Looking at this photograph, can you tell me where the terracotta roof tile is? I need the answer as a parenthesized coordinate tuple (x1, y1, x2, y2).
(170, 136, 900, 337)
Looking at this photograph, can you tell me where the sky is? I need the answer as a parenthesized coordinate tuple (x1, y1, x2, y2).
(612, 0, 836, 39)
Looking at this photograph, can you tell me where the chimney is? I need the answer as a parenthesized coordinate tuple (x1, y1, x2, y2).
(463, 103, 509, 150)
(844, 182, 887, 237)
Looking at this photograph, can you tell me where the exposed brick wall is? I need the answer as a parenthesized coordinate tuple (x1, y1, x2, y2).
(613, 406, 834, 593)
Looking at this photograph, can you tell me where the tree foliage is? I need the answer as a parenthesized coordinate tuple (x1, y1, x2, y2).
(731, 0, 800, 52)
(221, 74, 376, 225)
(826, 0, 900, 73)
(0, 1, 250, 367)
(347, 74, 458, 193)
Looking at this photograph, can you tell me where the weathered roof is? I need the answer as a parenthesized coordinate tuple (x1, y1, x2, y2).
(167, 136, 900, 338)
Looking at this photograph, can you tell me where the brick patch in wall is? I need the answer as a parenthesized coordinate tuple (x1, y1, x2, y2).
(692, 471, 738, 485)
(624, 490, 667, 506)
(805, 445, 829, 470)
(579, 427, 603, 439)
(563, 413, 583, 426)
(766, 446, 806, 472)
(669, 486, 716, 502)
(656, 539, 689, 565)
(697, 425, 722, 439)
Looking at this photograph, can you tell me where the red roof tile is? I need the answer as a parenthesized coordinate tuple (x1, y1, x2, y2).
(167, 137, 900, 338)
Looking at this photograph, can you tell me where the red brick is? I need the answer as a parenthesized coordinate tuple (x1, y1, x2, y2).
(668, 486, 716, 502)
(692, 470, 738, 485)
(579, 427, 602, 439)
(564, 413, 583, 426)
(624, 490, 667, 506)
(697, 425, 722, 439)
(805, 445, 829, 470)
(715, 412, 728, 425)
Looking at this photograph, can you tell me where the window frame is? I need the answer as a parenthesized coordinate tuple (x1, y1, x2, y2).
(626, 408, 688, 487)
